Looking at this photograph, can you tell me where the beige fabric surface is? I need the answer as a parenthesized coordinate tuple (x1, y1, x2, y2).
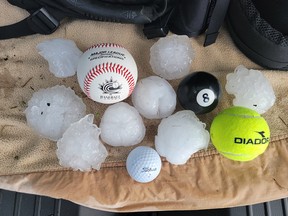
(1, 0, 288, 212)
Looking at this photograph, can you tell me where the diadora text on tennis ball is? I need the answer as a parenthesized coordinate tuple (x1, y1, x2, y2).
(77, 43, 138, 104)
(210, 106, 270, 161)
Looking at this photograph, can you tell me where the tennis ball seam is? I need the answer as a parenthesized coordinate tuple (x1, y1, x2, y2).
(221, 113, 261, 119)
(219, 150, 259, 157)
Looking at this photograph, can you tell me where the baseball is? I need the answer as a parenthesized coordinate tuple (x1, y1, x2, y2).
(77, 43, 138, 104)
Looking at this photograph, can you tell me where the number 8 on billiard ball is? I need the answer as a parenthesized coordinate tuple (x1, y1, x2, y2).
(177, 72, 221, 114)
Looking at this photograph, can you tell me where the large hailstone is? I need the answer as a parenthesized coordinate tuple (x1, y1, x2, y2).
(25, 85, 86, 141)
(100, 102, 146, 147)
(37, 38, 83, 78)
(132, 76, 176, 119)
(155, 110, 210, 165)
(149, 35, 195, 80)
(225, 65, 276, 114)
(56, 114, 108, 171)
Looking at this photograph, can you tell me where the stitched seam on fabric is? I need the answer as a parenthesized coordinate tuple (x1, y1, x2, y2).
(0, 135, 287, 176)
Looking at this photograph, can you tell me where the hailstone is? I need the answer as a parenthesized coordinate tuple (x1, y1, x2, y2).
(132, 76, 176, 119)
(37, 38, 83, 78)
(25, 85, 86, 141)
(56, 114, 108, 171)
(155, 110, 210, 165)
(149, 34, 195, 80)
(225, 65, 276, 114)
(100, 102, 146, 147)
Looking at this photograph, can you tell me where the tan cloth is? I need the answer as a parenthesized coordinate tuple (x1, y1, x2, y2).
(1, 0, 288, 212)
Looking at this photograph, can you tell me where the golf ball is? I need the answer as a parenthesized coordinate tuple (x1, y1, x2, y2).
(126, 146, 162, 183)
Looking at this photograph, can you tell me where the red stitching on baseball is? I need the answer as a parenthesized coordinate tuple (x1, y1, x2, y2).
(84, 62, 135, 98)
(86, 43, 123, 51)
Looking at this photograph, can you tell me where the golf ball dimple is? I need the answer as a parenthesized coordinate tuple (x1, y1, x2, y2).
(126, 146, 162, 183)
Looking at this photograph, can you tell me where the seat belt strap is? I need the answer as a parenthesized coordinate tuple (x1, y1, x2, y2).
(0, 7, 60, 40)
(204, 0, 230, 46)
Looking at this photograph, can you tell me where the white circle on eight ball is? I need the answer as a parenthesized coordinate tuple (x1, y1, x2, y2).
(196, 89, 216, 107)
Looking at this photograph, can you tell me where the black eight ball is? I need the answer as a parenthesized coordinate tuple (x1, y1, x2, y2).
(177, 71, 221, 114)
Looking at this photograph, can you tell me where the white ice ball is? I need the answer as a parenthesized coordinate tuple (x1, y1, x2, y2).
(132, 76, 176, 119)
(100, 102, 146, 147)
(149, 35, 195, 80)
(155, 110, 210, 165)
(25, 85, 86, 141)
(225, 65, 276, 114)
(56, 114, 108, 171)
(37, 38, 83, 78)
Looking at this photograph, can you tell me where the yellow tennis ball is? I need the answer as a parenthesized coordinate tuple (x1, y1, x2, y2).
(210, 106, 270, 161)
